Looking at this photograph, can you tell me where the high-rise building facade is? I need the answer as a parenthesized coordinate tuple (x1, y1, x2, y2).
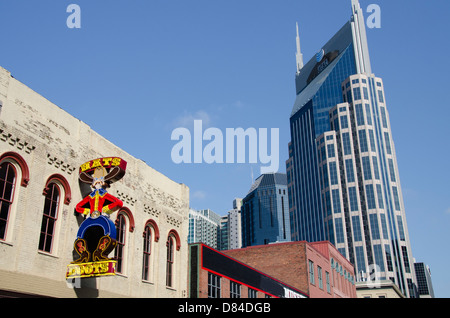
(188, 209, 221, 249)
(287, 0, 417, 297)
(218, 198, 242, 251)
(414, 262, 435, 298)
(241, 173, 290, 247)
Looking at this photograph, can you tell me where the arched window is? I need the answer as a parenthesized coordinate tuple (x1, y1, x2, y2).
(142, 219, 159, 282)
(0, 162, 16, 240)
(0, 152, 30, 243)
(38, 174, 71, 254)
(166, 229, 181, 288)
(166, 235, 174, 287)
(38, 183, 60, 253)
(114, 207, 134, 275)
(115, 213, 127, 274)
(142, 225, 152, 281)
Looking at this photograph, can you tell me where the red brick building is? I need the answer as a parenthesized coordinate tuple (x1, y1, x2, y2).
(188, 243, 308, 298)
(223, 241, 356, 298)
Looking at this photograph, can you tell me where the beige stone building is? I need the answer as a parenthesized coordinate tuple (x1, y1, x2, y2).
(0, 66, 190, 297)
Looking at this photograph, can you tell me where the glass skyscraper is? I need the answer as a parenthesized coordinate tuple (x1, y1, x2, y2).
(286, 0, 417, 297)
(241, 173, 290, 247)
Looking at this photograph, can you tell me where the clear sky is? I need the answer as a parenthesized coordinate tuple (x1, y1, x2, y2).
(1, 0, 449, 298)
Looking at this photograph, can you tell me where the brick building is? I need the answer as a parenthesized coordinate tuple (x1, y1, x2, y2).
(188, 243, 308, 298)
(0, 66, 190, 297)
(223, 241, 356, 298)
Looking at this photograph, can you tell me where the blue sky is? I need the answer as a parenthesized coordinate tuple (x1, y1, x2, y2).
(1, 0, 449, 297)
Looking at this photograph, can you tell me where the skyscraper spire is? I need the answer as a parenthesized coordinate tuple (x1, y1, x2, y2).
(295, 22, 304, 75)
(350, 0, 372, 74)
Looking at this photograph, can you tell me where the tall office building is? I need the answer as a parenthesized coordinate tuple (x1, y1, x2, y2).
(414, 262, 435, 298)
(218, 198, 243, 251)
(241, 173, 290, 247)
(188, 209, 221, 249)
(287, 0, 417, 297)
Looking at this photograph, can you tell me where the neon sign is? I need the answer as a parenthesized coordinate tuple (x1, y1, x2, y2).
(66, 157, 127, 280)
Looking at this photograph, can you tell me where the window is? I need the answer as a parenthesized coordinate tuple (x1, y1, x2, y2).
(363, 87, 369, 100)
(208, 272, 221, 298)
(385, 245, 393, 272)
(402, 246, 411, 273)
(38, 174, 70, 254)
(369, 214, 380, 240)
(365, 184, 376, 210)
(380, 214, 389, 239)
(346, 90, 352, 104)
(230, 281, 241, 298)
(348, 187, 359, 212)
(388, 159, 396, 182)
(380, 107, 388, 128)
(309, 260, 315, 285)
(324, 191, 331, 216)
(345, 159, 355, 183)
(326, 271, 331, 293)
(318, 266, 323, 289)
(332, 189, 341, 213)
(115, 213, 126, 273)
(38, 183, 60, 253)
(0, 162, 16, 240)
(392, 187, 401, 211)
(384, 132, 392, 155)
(372, 157, 380, 180)
(373, 244, 385, 271)
(365, 104, 372, 125)
(358, 130, 368, 153)
(142, 225, 153, 281)
(166, 235, 175, 287)
(342, 132, 352, 155)
(362, 156, 372, 180)
(355, 246, 366, 274)
(340, 115, 348, 129)
(376, 184, 384, 209)
(352, 216, 362, 242)
(335, 218, 345, 244)
(368, 130, 376, 152)
(353, 87, 361, 101)
(322, 164, 329, 188)
(397, 216, 405, 241)
(355, 104, 365, 126)
(328, 162, 338, 185)
(377, 90, 384, 103)
(327, 144, 335, 158)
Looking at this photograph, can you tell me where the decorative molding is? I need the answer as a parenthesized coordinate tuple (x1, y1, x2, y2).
(46, 154, 76, 175)
(166, 214, 182, 228)
(0, 129, 35, 154)
(168, 229, 181, 251)
(0, 151, 30, 187)
(144, 204, 161, 218)
(117, 207, 135, 233)
(116, 191, 137, 206)
(143, 219, 160, 242)
(43, 174, 72, 205)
